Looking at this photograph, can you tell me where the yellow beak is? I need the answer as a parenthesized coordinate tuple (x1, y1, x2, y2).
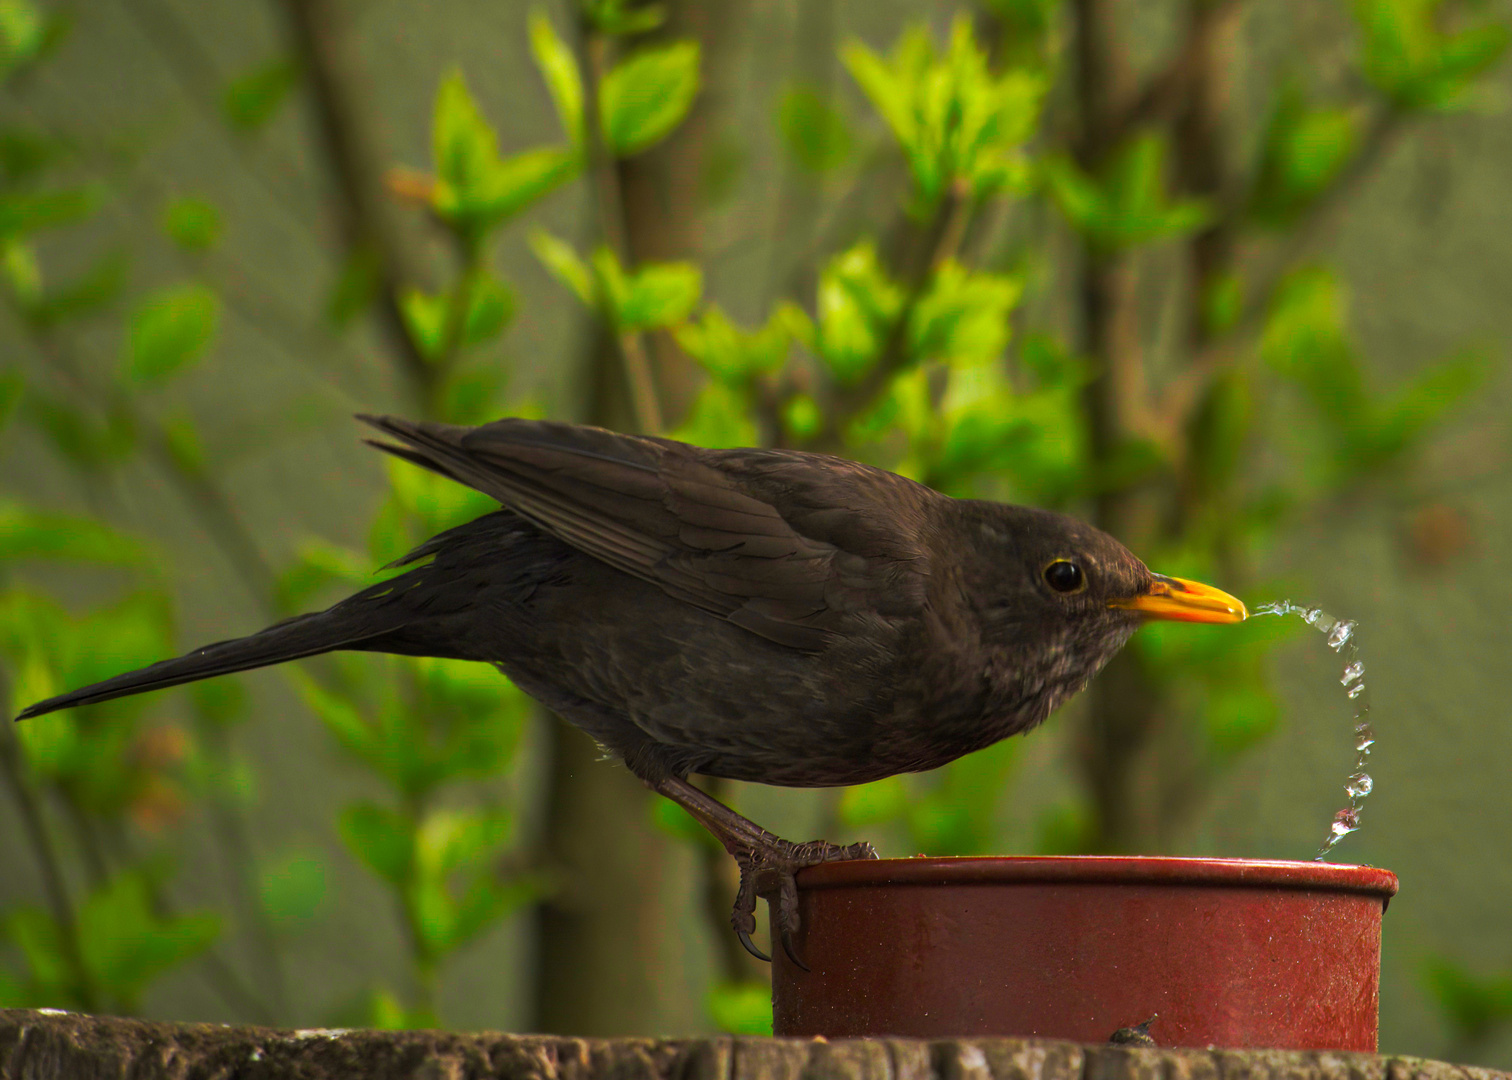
(1109, 573, 1248, 624)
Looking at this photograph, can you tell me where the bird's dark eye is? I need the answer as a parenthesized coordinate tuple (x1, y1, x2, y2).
(1043, 560, 1085, 594)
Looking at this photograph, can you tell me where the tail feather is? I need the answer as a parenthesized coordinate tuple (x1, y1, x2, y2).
(14, 609, 383, 722)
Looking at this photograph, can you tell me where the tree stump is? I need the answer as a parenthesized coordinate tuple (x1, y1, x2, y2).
(1, 1009, 1504, 1080)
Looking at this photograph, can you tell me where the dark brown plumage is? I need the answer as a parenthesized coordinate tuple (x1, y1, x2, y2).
(15, 416, 1246, 963)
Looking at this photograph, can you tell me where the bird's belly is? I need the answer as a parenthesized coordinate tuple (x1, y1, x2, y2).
(498, 554, 1034, 788)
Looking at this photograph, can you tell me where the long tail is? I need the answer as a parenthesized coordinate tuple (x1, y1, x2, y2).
(14, 606, 390, 721)
(14, 508, 549, 723)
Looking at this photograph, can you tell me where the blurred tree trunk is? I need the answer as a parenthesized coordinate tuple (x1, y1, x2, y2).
(1070, 0, 1243, 852)
(1071, 0, 1166, 854)
(533, 0, 748, 1035)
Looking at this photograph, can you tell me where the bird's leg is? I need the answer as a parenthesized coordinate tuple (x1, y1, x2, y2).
(649, 775, 876, 968)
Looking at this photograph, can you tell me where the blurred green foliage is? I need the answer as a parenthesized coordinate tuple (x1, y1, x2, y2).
(0, 0, 1505, 1047)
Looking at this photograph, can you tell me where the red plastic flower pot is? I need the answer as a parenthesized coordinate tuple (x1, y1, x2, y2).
(771, 856, 1398, 1050)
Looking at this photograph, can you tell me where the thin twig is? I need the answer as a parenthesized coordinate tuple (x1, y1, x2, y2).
(16, 323, 280, 614)
(1151, 107, 1406, 435)
(0, 725, 98, 1011)
(276, 0, 433, 406)
(580, 31, 664, 435)
(117, 0, 321, 230)
(1114, 0, 1246, 139)
(814, 189, 972, 449)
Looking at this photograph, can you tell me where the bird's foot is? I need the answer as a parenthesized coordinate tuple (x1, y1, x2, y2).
(730, 837, 877, 969)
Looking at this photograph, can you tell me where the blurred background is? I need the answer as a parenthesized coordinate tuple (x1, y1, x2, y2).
(0, 0, 1509, 1066)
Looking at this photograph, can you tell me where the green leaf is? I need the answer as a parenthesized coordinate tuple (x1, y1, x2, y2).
(437, 358, 510, 426)
(528, 11, 585, 148)
(290, 669, 381, 767)
(674, 304, 791, 382)
(340, 802, 413, 887)
(1, 236, 37, 304)
(1250, 88, 1359, 227)
(529, 230, 596, 309)
(76, 870, 220, 1012)
(707, 981, 773, 1035)
(599, 41, 701, 157)
(585, 0, 666, 36)
(812, 241, 903, 383)
(478, 146, 576, 223)
(27, 250, 127, 326)
(1421, 957, 1512, 1045)
(1202, 271, 1244, 336)
(410, 807, 530, 954)
(399, 275, 514, 361)
(415, 807, 513, 877)
(123, 283, 220, 384)
(777, 85, 853, 173)
(162, 197, 222, 252)
(0, 367, 21, 431)
(433, 69, 498, 200)
(190, 678, 247, 730)
(2, 905, 73, 1001)
(0, 126, 58, 184)
(0, 500, 148, 565)
(838, 776, 909, 829)
(326, 248, 381, 328)
(1359, 348, 1486, 468)
(782, 393, 821, 441)
(670, 380, 759, 449)
(1201, 680, 1280, 761)
(259, 850, 329, 930)
(0, 187, 98, 239)
(25, 391, 136, 465)
(0, 959, 24, 1006)
(909, 260, 1021, 365)
(1044, 134, 1210, 252)
(0, 0, 53, 79)
(164, 412, 207, 467)
(843, 18, 1041, 207)
(1354, 0, 1510, 110)
(1034, 798, 1095, 855)
(277, 538, 374, 613)
(223, 58, 298, 132)
(616, 261, 701, 331)
(1185, 368, 1251, 496)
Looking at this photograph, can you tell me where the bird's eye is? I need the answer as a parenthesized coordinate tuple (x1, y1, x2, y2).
(1043, 560, 1086, 594)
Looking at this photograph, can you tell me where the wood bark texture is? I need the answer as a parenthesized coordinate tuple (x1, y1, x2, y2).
(1, 1010, 1505, 1080)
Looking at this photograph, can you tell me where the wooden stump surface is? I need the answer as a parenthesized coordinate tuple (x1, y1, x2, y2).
(1, 1009, 1505, 1080)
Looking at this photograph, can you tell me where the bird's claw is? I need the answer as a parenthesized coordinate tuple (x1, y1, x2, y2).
(729, 837, 877, 968)
(735, 927, 771, 963)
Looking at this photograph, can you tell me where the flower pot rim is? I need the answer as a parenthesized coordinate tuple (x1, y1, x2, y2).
(797, 854, 1398, 899)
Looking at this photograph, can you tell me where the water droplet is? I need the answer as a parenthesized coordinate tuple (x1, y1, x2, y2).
(1327, 621, 1356, 651)
(1260, 599, 1373, 858)
(1332, 806, 1360, 832)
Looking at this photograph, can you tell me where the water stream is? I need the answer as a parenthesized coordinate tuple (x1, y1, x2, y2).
(1251, 601, 1373, 861)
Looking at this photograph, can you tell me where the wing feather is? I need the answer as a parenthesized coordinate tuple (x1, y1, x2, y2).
(357, 415, 933, 651)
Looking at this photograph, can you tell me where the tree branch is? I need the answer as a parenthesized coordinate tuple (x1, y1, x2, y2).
(813, 189, 972, 450)
(275, 0, 433, 405)
(1151, 106, 1406, 438)
(0, 725, 98, 1012)
(579, 32, 665, 435)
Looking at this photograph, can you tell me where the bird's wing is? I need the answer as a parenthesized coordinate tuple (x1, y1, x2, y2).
(358, 416, 933, 650)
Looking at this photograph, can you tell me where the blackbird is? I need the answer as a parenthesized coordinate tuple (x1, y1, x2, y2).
(15, 415, 1246, 964)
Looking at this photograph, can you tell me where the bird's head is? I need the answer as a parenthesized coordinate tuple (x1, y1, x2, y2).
(964, 503, 1246, 673)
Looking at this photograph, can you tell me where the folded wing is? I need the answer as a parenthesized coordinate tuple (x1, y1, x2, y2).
(358, 416, 933, 650)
